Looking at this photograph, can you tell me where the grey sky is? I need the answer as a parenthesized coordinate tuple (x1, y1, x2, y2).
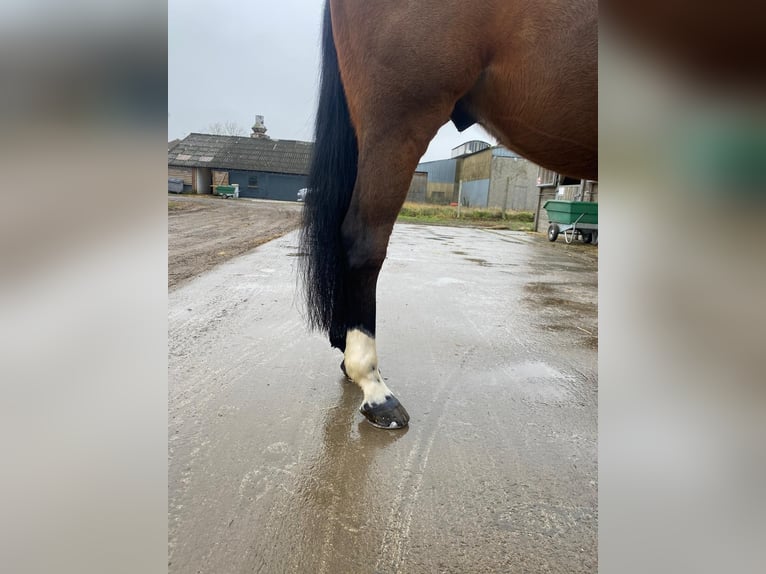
(168, 0, 495, 163)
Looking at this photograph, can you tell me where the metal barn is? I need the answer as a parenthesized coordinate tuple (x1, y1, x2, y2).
(414, 143, 539, 210)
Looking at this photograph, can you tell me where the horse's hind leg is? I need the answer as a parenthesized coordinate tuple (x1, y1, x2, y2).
(340, 124, 444, 429)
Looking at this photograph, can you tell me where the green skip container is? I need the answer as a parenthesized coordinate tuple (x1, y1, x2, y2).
(542, 200, 598, 243)
(542, 200, 598, 226)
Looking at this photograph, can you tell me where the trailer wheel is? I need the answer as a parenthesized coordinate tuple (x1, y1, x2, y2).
(582, 232, 593, 244)
(547, 224, 559, 242)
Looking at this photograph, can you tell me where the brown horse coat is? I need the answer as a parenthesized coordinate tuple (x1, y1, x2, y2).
(302, 0, 597, 428)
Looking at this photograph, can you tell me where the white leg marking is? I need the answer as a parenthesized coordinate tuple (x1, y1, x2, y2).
(344, 329, 393, 406)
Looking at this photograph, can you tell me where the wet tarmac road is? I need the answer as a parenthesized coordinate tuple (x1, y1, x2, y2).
(169, 224, 598, 574)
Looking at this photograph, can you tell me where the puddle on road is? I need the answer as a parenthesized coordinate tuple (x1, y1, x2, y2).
(465, 257, 491, 267)
(496, 361, 577, 403)
(524, 282, 558, 294)
(523, 282, 596, 314)
(541, 323, 599, 349)
(535, 296, 596, 314)
(509, 361, 563, 379)
(529, 263, 592, 274)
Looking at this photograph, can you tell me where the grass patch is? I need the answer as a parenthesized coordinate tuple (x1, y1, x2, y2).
(397, 202, 534, 231)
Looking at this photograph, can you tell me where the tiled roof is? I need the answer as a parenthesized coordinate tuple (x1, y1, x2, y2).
(168, 133, 313, 175)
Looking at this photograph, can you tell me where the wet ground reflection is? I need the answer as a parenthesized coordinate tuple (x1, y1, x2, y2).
(288, 377, 409, 571)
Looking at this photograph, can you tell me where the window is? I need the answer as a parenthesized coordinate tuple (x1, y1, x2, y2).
(536, 168, 558, 187)
(248, 175, 259, 188)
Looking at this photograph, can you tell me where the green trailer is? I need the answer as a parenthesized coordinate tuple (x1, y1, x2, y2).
(542, 200, 598, 244)
(214, 184, 239, 199)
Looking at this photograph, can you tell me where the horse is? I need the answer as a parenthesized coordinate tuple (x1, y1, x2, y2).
(300, 0, 597, 429)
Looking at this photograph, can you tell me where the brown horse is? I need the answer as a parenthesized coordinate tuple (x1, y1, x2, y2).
(301, 0, 597, 428)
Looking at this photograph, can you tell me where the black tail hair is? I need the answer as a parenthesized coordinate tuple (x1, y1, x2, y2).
(299, 1, 358, 348)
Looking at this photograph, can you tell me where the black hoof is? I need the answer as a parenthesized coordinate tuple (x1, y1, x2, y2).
(360, 395, 410, 429)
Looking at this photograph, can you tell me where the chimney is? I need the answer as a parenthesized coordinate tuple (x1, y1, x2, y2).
(251, 115, 269, 139)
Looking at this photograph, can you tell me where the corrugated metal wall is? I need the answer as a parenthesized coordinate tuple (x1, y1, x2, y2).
(416, 159, 457, 183)
(414, 147, 553, 210)
(406, 172, 428, 203)
(460, 179, 490, 207)
(491, 147, 521, 158)
(427, 182, 457, 203)
(451, 140, 491, 158)
(416, 159, 458, 203)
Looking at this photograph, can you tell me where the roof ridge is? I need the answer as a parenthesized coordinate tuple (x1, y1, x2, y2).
(169, 132, 313, 175)
(182, 132, 312, 145)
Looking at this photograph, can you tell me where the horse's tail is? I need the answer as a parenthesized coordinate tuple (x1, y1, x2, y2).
(299, 1, 358, 348)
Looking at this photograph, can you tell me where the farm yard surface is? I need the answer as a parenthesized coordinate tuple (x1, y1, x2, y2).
(168, 195, 303, 289)
(168, 204, 598, 573)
